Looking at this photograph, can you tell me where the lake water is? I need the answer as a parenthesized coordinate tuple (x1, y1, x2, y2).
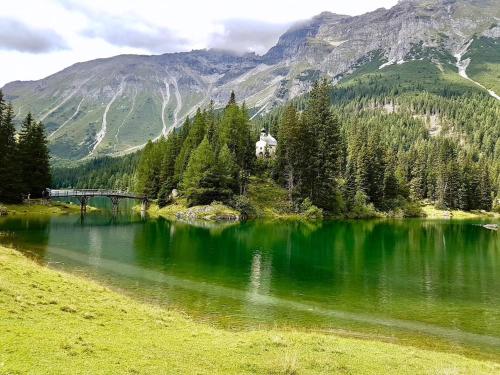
(1, 202, 499, 360)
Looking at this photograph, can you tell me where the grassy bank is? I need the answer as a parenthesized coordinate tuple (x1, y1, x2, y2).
(138, 178, 499, 223)
(246, 177, 305, 220)
(144, 178, 314, 222)
(421, 204, 500, 220)
(0, 246, 498, 374)
(0, 201, 97, 216)
(144, 199, 240, 222)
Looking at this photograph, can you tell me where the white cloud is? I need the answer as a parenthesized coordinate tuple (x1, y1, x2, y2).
(0, 0, 398, 86)
(0, 18, 68, 53)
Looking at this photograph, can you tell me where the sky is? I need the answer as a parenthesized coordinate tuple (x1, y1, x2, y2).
(0, 0, 399, 87)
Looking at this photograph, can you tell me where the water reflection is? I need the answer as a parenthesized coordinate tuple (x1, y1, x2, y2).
(0, 213, 499, 356)
(0, 216, 51, 257)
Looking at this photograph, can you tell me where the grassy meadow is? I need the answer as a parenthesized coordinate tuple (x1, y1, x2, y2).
(1, 245, 499, 374)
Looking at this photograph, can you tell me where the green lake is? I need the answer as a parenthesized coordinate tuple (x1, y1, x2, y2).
(1, 204, 499, 360)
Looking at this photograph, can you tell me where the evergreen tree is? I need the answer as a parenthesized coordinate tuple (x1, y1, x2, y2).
(0, 101, 22, 202)
(135, 140, 163, 198)
(478, 165, 493, 211)
(344, 159, 357, 211)
(181, 137, 217, 205)
(174, 112, 206, 183)
(383, 160, 399, 204)
(18, 114, 51, 197)
(215, 143, 238, 197)
(302, 79, 342, 211)
(275, 105, 303, 202)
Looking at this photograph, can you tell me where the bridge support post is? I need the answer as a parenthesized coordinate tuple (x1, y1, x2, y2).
(141, 197, 149, 212)
(110, 196, 119, 213)
(78, 196, 88, 214)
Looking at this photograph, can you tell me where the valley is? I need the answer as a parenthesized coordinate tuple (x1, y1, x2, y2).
(1, 1, 500, 374)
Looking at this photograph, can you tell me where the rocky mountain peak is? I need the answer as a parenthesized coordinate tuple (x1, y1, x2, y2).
(2, 0, 499, 161)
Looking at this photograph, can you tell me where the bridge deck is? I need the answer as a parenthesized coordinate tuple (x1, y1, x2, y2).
(48, 189, 145, 200)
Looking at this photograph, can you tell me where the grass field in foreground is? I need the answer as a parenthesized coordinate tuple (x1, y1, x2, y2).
(0, 246, 499, 374)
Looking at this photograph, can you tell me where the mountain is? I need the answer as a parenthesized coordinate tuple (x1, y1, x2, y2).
(3, 0, 499, 161)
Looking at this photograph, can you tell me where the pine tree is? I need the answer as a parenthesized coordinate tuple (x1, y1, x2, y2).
(0, 101, 22, 202)
(344, 159, 357, 211)
(219, 93, 253, 192)
(157, 132, 182, 206)
(227, 91, 236, 106)
(214, 143, 238, 201)
(383, 161, 399, 203)
(17, 114, 52, 197)
(181, 137, 217, 205)
(478, 165, 493, 211)
(174, 111, 206, 183)
(135, 140, 162, 198)
(302, 79, 342, 211)
(219, 96, 250, 168)
(275, 105, 303, 202)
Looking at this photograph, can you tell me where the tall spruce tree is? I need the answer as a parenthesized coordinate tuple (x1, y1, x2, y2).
(275, 105, 304, 202)
(17, 114, 51, 197)
(302, 79, 342, 211)
(0, 99, 22, 202)
(181, 137, 217, 205)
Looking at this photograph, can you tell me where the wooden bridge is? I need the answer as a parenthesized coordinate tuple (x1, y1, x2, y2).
(48, 189, 149, 213)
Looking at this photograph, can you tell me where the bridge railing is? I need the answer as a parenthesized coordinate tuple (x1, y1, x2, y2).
(47, 189, 145, 200)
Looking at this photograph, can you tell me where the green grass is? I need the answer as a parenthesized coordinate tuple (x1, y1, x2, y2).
(464, 37, 500, 95)
(1, 202, 96, 216)
(246, 177, 303, 220)
(421, 204, 500, 219)
(0, 245, 498, 374)
(142, 199, 240, 222)
(143, 178, 304, 221)
(332, 52, 484, 103)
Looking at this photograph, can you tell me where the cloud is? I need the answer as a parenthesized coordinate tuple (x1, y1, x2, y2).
(57, 0, 189, 53)
(0, 18, 68, 53)
(208, 19, 290, 55)
(82, 20, 189, 53)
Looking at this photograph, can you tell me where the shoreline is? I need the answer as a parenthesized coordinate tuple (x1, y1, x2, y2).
(0, 201, 99, 216)
(136, 201, 499, 223)
(1, 201, 498, 224)
(1, 245, 498, 374)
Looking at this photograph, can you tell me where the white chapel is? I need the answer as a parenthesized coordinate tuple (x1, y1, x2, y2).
(255, 128, 277, 158)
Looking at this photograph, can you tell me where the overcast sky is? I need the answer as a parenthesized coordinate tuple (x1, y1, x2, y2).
(0, 0, 398, 87)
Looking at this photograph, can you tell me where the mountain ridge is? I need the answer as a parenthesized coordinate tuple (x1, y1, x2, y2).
(3, 0, 499, 161)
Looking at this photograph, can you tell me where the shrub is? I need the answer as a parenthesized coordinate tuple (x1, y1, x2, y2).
(493, 200, 500, 214)
(401, 200, 425, 217)
(230, 195, 256, 219)
(350, 191, 378, 219)
(299, 198, 323, 220)
(157, 186, 172, 208)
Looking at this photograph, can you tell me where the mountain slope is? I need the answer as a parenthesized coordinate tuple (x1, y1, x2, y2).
(2, 0, 499, 161)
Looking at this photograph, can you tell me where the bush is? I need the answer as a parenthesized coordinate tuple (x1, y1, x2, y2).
(157, 186, 172, 208)
(299, 198, 323, 220)
(493, 200, 500, 214)
(401, 200, 425, 217)
(350, 191, 378, 219)
(230, 195, 256, 219)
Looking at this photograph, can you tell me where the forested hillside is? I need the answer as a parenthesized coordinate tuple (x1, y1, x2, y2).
(52, 77, 500, 217)
(52, 154, 138, 191)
